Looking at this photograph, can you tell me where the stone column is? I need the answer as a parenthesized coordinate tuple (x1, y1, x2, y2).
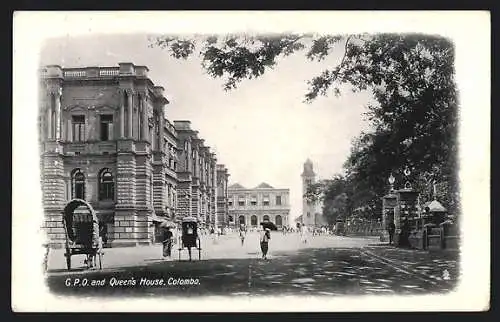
(159, 109, 165, 150)
(46, 96, 52, 140)
(127, 90, 133, 138)
(120, 90, 125, 138)
(66, 119, 72, 142)
(141, 94, 148, 141)
(55, 89, 61, 140)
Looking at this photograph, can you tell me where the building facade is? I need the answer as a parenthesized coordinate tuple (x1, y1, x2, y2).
(39, 63, 229, 247)
(301, 159, 327, 227)
(228, 183, 290, 229)
(216, 164, 230, 228)
(173, 121, 218, 227)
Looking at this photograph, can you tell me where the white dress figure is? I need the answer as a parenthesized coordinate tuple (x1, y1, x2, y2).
(300, 225, 308, 244)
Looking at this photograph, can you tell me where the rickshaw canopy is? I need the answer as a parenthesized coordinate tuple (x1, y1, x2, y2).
(62, 199, 99, 244)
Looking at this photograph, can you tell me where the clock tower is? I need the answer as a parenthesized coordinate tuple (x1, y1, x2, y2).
(301, 159, 317, 227)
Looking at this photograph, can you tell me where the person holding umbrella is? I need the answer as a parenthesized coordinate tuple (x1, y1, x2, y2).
(259, 227, 271, 260)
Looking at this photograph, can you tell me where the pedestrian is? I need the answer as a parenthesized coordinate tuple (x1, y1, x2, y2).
(239, 228, 245, 246)
(387, 221, 395, 245)
(162, 226, 173, 258)
(260, 227, 271, 259)
(300, 225, 308, 244)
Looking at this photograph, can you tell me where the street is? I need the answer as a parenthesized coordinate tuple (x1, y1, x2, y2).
(45, 232, 459, 297)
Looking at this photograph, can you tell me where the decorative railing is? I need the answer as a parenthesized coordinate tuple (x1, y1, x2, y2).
(41, 65, 148, 80)
(99, 68, 120, 77)
(64, 70, 87, 78)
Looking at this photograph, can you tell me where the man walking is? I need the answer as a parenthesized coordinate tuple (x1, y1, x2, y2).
(239, 227, 245, 246)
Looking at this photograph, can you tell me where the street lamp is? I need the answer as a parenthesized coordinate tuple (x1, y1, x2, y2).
(403, 167, 412, 190)
(388, 173, 395, 192)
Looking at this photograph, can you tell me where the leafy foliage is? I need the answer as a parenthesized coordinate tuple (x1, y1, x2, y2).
(150, 33, 459, 218)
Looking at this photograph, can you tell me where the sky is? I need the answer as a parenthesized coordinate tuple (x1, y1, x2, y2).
(39, 33, 374, 221)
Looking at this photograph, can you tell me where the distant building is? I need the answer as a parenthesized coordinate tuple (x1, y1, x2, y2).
(301, 159, 328, 227)
(228, 182, 290, 229)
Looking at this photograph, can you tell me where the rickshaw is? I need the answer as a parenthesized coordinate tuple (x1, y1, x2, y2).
(178, 216, 202, 261)
(62, 199, 104, 270)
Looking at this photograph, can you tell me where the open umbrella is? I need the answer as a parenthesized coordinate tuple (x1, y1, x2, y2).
(260, 221, 278, 231)
(159, 220, 176, 229)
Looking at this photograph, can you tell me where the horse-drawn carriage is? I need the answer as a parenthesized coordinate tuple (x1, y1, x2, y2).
(62, 199, 104, 270)
(177, 216, 202, 261)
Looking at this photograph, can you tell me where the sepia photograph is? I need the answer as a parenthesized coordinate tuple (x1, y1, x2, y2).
(12, 11, 490, 312)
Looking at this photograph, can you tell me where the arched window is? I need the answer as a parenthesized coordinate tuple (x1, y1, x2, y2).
(251, 215, 257, 226)
(99, 168, 114, 201)
(275, 215, 283, 227)
(238, 215, 245, 226)
(71, 169, 85, 199)
(263, 215, 270, 222)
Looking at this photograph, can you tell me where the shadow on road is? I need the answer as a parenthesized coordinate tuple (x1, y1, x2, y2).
(45, 247, 458, 298)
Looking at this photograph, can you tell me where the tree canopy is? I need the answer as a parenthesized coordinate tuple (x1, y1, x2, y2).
(150, 33, 459, 218)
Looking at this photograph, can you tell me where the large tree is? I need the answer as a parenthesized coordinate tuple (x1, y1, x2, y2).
(150, 33, 459, 214)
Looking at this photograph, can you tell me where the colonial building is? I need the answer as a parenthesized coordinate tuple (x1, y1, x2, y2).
(301, 159, 328, 227)
(216, 164, 230, 228)
(228, 182, 290, 229)
(38, 63, 229, 248)
(173, 121, 218, 227)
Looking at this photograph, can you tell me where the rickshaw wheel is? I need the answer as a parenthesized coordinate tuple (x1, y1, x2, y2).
(65, 255, 71, 270)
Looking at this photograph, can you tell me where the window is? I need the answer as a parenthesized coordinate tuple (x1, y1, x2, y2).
(71, 169, 85, 199)
(250, 196, 257, 206)
(238, 215, 245, 225)
(251, 215, 257, 226)
(228, 200, 233, 207)
(99, 114, 113, 141)
(99, 168, 114, 201)
(72, 115, 85, 142)
(263, 215, 270, 222)
(276, 195, 282, 206)
(229, 215, 234, 222)
(307, 212, 311, 217)
(263, 195, 269, 206)
(275, 215, 283, 227)
(238, 200, 245, 207)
